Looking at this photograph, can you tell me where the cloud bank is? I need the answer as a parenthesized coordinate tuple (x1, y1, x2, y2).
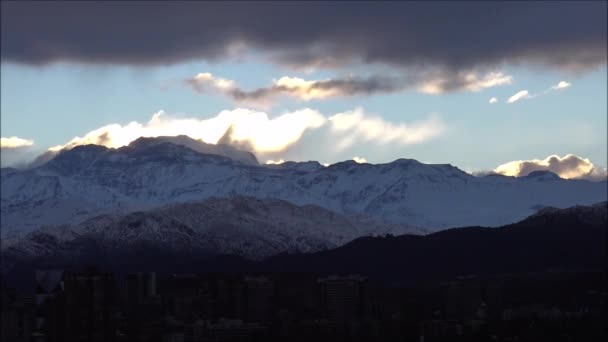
(48, 108, 445, 160)
(494, 154, 607, 181)
(50, 109, 326, 154)
(3, 2, 605, 72)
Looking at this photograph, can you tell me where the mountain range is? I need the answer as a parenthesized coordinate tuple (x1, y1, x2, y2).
(0, 136, 607, 238)
(1, 135, 606, 261)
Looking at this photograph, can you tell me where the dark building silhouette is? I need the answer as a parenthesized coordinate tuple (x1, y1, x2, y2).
(63, 268, 118, 342)
(243, 276, 274, 324)
(1, 283, 34, 342)
(32, 270, 65, 342)
(122, 272, 162, 341)
(318, 275, 367, 338)
(1, 268, 606, 341)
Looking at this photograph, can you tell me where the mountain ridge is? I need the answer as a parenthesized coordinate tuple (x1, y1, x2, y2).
(3, 202, 605, 287)
(2, 137, 606, 241)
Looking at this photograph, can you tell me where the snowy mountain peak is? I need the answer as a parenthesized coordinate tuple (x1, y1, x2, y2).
(46, 144, 110, 175)
(390, 158, 422, 165)
(328, 160, 366, 171)
(524, 170, 562, 181)
(265, 161, 324, 172)
(127, 135, 258, 165)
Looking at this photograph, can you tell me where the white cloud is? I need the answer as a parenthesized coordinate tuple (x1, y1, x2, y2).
(273, 76, 342, 100)
(507, 90, 530, 104)
(352, 156, 367, 163)
(188, 72, 236, 91)
(328, 108, 445, 150)
(50, 109, 326, 154)
(418, 71, 513, 94)
(489, 97, 498, 104)
(494, 154, 607, 180)
(48, 108, 445, 158)
(464, 72, 513, 91)
(503, 81, 571, 105)
(1, 136, 36, 167)
(551, 81, 571, 90)
(1, 136, 34, 149)
(265, 159, 285, 165)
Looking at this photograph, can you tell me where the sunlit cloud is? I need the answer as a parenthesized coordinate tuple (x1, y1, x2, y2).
(551, 81, 571, 90)
(1, 136, 34, 149)
(418, 71, 512, 94)
(489, 97, 498, 104)
(352, 156, 368, 163)
(494, 154, 607, 180)
(50, 109, 326, 154)
(507, 90, 530, 104)
(1, 136, 36, 168)
(328, 108, 446, 151)
(187, 72, 236, 92)
(47, 108, 445, 159)
(265, 159, 285, 165)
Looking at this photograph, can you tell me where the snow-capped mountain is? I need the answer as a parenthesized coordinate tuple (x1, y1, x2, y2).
(25, 135, 259, 168)
(128, 135, 259, 166)
(1, 136, 606, 242)
(3, 197, 412, 263)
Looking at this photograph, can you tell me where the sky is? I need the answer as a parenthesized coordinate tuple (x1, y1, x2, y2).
(1, 1, 607, 180)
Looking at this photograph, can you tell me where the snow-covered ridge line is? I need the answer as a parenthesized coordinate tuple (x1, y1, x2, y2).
(1, 136, 606, 241)
(2, 196, 417, 260)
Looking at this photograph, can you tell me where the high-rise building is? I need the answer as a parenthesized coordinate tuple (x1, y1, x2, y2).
(32, 270, 64, 342)
(318, 275, 367, 337)
(63, 268, 118, 342)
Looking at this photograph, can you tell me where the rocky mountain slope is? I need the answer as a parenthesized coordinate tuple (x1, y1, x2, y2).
(3, 196, 412, 260)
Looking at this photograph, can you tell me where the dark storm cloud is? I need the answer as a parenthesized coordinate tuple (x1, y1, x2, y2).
(2, 2, 606, 71)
